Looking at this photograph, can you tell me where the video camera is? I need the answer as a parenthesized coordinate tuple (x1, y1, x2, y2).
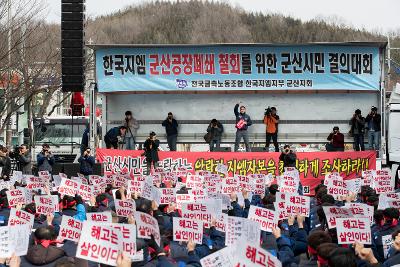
(264, 106, 272, 116)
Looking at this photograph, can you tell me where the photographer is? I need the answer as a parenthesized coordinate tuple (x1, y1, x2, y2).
(263, 107, 280, 152)
(123, 111, 139, 150)
(36, 144, 55, 173)
(104, 126, 127, 149)
(207, 119, 224, 151)
(17, 144, 32, 175)
(326, 126, 344, 152)
(143, 131, 160, 175)
(279, 144, 297, 168)
(161, 112, 178, 151)
(349, 109, 366, 151)
(78, 147, 95, 176)
(0, 146, 11, 180)
(365, 106, 381, 153)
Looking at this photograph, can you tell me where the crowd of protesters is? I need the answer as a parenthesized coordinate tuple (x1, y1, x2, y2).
(0, 164, 398, 267)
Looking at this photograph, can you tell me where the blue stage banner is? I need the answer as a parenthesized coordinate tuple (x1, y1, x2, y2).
(95, 44, 381, 92)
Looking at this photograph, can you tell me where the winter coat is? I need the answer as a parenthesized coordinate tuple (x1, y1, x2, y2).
(234, 104, 252, 131)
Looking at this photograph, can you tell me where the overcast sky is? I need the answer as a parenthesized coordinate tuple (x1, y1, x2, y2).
(44, 0, 399, 33)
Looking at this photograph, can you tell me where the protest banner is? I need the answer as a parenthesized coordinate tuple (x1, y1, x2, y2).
(59, 215, 83, 242)
(76, 221, 122, 266)
(247, 205, 277, 232)
(8, 208, 34, 227)
(225, 216, 260, 246)
(173, 217, 204, 245)
(88, 212, 113, 223)
(135, 211, 161, 246)
(159, 188, 176, 205)
(115, 200, 136, 218)
(336, 217, 371, 244)
(98, 150, 376, 195)
(6, 189, 26, 207)
(234, 241, 282, 267)
(200, 247, 235, 267)
(34, 195, 57, 215)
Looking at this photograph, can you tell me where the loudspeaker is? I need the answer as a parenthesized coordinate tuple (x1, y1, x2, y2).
(61, 0, 85, 92)
(252, 147, 268, 152)
(213, 147, 231, 152)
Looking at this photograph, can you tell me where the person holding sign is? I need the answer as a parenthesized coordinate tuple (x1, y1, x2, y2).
(234, 102, 252, 152)
(143, 132, 160, 175)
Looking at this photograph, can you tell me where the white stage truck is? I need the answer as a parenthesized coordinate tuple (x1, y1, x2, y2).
(89, 42, 387, 152)
(32, 116, 99, 163)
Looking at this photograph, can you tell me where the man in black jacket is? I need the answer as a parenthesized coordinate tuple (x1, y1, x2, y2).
(349, 109, 365, 151)
(365, 106, 381, 154)
(234, 102, 252, 152)
(162, 112, 178, 151)
(207, 119, 223, 151)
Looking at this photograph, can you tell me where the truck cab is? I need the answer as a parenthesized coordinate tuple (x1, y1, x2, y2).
(32, 116, 100, 163)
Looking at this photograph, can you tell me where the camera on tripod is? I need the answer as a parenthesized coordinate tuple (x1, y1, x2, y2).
(264, 106, 272, 116)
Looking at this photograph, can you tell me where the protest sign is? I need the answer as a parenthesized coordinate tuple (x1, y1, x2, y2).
(59, 215, 83, 242)
(176, 193, 195, 209)
(216, 163, 228, 174)
(88, 212, 113, 223)
(79, 184, 94, 201)
(215, 213, 227, 232)
(221, 176, 240, 195)
(278, 174, 299, 193)
(237, 175, 253, 192)
(275, 192, 290, 220)
(251, 174, 266, 195)
(323, 206, 352, 229)
(0, 224, 31, 257)
(362, 170, 375, 186)
(344, 203, 374, 225)
(189, 188, 208, 202)
(115, 200, 136, 218)
(34, 195, 57, 215)
(26, 176, 48, 192)
(344, 178, 362, 194)
(200, 247, 235, 267)
(181, 199, 222, 224)
(76, 222, 122, 266)
(382, 235, 393, 259)
(8, 208, 34, 227)
(6, 189, 26, 207)
(327, 178, 348, 200)
(378, 193, 400, 210)
(159, 188, 176, 205)
(225, 216, 260, 246)
(336, 217, 371, 244)
(186, 174, 204, 189)
(113, 175, 129, 188)
(285, 195, 310, 217)
(373, 172, 394, 194)
(247, 205, 277, 232)
(234, 241, 282, 267)
(135, 211, 161, 246)
(128, 176, 146, 195)
(58, 178, 80, 197)
(112, 224, 137, 258)
(173, 217, 204, 244)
